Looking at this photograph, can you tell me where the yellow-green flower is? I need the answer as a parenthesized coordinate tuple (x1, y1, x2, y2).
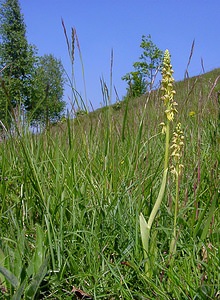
(189, 111, 196, 117)
(170, 122, 184, 176)
(159, 122, 166, 134)
(161, 50, 177, 121)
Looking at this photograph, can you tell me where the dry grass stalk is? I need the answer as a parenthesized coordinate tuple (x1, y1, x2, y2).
(184, 39, 195, 79)
(61, 18, 71, 59)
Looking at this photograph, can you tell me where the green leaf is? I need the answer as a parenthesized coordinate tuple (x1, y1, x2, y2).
(11, 278, 27, 300)
(13, 231, 25, 279)
(140, 213, 150, 275)
(140, 213, 150, 258)
(33, 224, 45, 275)
(0, 248, 7, 292)
(200, 195, 217, 241)
(0, 265, 19, 288)
(25, 256, 49, 299)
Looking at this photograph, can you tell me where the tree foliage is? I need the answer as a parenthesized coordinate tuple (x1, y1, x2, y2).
(28, 54, 66, 127)
(0, 0, 66, 130)
(0, 0, 36, 126)
(122, 35, 163, 98)
(122, 71, 147, 99)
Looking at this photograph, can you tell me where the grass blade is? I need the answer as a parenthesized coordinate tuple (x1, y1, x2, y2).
(11, 279, 27, 300)
(0, 265, 19, 288)
(25, 256, 49, 299)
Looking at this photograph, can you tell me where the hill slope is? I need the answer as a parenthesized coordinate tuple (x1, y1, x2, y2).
(66, 67, 220, 141)
(0, 68, 219, 299)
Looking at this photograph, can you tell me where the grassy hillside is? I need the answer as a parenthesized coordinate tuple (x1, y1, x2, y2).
(0, 67, 219, 299)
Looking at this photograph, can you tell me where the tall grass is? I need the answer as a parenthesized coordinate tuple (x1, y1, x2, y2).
(0, 37, 219, 299)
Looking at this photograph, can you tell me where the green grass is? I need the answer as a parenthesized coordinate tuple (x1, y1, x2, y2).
(0, 68, 219, 299)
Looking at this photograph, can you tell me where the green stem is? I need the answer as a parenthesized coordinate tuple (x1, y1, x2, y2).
(148, 168, 168, 230)
(148, 120, 170, 228)
(170, 166, 179, 256)
(164, 119, 170, 171)
(140, 118, 170, 276)
(148, 118, 170, 229)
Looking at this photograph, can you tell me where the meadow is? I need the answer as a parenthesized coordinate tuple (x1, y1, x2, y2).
(0, 61, 219, 299)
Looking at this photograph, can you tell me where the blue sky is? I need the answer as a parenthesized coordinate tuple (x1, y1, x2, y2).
(20, 0, 220, 111)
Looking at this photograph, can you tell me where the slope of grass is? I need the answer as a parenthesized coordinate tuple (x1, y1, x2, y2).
(0, 69, 219, 299)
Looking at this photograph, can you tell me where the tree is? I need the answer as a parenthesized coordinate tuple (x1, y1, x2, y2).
(28, 54, 66, 127)
(122, 35, 163, 98)
(0, 0, 66, 130)
(122, 71, 147, 99)
(0, 0, 36, 128)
